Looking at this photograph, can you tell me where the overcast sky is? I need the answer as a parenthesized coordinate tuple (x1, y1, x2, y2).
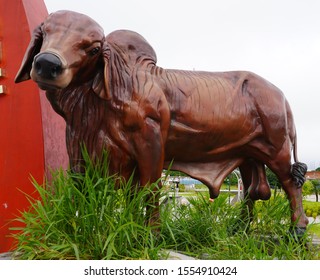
(44, 0, 320, 170)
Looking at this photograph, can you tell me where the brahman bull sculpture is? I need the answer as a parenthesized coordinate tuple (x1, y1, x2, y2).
(15, 10, 308, 233)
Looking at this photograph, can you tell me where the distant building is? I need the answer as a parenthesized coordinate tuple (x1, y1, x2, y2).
(306, 171, 320, 180)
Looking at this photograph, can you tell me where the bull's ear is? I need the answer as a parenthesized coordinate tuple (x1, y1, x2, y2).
(92, 44, 111, 100)
(15, 24, 43, 83)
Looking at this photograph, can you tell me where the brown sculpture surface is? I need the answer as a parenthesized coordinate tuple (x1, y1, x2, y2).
(15, 10, 308, 232)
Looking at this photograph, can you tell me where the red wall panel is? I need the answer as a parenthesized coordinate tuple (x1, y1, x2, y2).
(0, 0, 68, 252)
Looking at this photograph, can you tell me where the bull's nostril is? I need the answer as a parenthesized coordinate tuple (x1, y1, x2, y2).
(51, 65, 62, 78)
(34, 53, 63, 80)
(35, 62, 42, 75)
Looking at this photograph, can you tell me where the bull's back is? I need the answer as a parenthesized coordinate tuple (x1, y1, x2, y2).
(159, 69, 288, 160)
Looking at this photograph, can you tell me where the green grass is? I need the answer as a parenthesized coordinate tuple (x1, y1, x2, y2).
(308, 224, 320, 238)
(160, 193, 319, 259)
(11, 152, 163, 260)
(10, 154, 320, 260)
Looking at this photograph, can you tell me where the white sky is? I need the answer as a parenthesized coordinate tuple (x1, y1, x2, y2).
(44, 0, 320, 170)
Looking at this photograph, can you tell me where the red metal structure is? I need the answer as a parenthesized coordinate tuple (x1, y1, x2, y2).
(0, 0, 68, 252)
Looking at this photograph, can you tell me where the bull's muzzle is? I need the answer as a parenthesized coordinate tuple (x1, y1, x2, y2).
(33, 52, 63, 80)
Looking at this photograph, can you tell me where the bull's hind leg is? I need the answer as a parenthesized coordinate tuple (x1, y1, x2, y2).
(268, 154, 308, 233)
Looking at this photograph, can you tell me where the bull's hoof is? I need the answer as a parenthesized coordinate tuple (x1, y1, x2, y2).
(289, 227, 307, 241)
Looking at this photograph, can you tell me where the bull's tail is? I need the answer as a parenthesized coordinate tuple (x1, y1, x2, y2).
(291, 130, 307, 188)
(292, 128, 299, 163)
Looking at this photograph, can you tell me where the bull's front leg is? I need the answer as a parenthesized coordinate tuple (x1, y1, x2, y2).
(133, 118, 165, 228)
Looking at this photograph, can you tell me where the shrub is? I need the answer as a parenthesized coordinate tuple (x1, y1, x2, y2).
(178, 184, 186, 192)
(303, 201, 320, 217)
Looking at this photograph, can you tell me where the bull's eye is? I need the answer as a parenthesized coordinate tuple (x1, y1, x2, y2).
(88, 47, 101, 56)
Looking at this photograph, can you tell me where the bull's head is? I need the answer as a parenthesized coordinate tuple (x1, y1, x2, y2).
(15, 10, 111, 99)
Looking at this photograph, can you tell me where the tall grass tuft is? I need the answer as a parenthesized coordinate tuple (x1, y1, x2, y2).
(160, 193, 319, 260)
(11, 151, 162, 260)
(11, 151, 319, 259)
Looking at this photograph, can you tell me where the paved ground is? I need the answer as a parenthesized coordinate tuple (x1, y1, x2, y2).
(305, 194, 319, 202)
(163, 251, 197, 260)
(308, 216, 320, 223)
(0, 251, 197, 260)
(0, 252, 12, 260)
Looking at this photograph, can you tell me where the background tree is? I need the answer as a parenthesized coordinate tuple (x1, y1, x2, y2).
(225, 171, 238, 186)
(310, 179, 319, 202)
(302, 180, 314, 197)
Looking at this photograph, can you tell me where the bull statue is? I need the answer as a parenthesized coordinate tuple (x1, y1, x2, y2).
(15, 10, 308, 234)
